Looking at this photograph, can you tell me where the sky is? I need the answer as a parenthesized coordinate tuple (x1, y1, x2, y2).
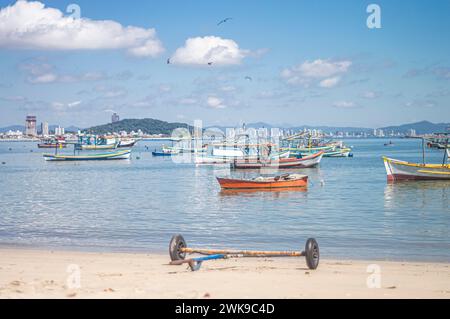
(0, 0, 449, 129)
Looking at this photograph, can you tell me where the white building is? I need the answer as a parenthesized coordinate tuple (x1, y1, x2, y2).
(41, 122, 49, 136)
(55, 126, 65, 136)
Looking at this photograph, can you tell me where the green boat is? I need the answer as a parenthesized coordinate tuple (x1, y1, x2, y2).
(43, 150, 131, 161)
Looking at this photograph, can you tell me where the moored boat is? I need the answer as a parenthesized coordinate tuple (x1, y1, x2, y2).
(118, 139, 137, 148)
(232, 151, 323, 169)
(43, 149, 131, 161)
(194, 151, 291, 166)
(383, 157, 450, 181)
(152, 147, 180, 156)
(38, 142, 67, 149)
(217, 174, 308, 189)
(75, 135, 118, 150)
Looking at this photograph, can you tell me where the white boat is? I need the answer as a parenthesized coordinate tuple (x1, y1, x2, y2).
(194, 151, 291, 166)
(383, 157, 450, 181)
(118, 138, 137, 148)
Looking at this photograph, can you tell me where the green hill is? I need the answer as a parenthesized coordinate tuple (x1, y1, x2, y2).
(84, 118, 192, 135)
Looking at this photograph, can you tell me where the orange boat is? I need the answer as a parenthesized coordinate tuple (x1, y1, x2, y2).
(217, 174, 308, 189)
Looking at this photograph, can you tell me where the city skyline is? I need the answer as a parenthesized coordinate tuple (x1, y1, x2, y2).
(0, 0, 449, 128)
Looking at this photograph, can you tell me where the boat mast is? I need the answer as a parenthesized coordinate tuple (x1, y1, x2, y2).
(422, 137, 425, 165)
(443, 137, 449, 166)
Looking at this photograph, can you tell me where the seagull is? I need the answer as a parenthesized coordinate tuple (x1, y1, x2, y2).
(217, 17, 232, 26)
(245, 76, 253, 81)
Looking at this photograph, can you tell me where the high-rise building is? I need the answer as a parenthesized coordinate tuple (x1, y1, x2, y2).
(55, 126, 65, 136)
(41, 122, 49, 136)
(25, 115, 37, 136)
(112, 113, 120, 123)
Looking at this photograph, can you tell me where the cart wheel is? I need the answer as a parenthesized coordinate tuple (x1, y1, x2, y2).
(169, 234, 187, 261)
(305, 238, 319, 270)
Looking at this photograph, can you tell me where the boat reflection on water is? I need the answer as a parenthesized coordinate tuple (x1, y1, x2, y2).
(384, 180, 450, 210)
(219, 186, 307, 198)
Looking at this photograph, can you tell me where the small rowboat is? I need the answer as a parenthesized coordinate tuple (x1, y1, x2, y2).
(43, 150, 131, 161)
(232, 151, 323, 169)
(217, 174, 308, 189)
(152, 148, 180, 156)
(38, 143, 67, 149)
(194, 151, 291, 166)
(76, 143, 118, 150)
(118, 139, 137, 148)
(383, 157, 450, 181)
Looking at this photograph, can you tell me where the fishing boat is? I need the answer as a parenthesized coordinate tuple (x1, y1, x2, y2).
(383, 157, 450, 181)
(294, 148, 352, 158)
(38, 137, 67, 148)
(217, 174, 308, 189)
(323, 148, 353, 157)
(38, 142, 67, 149)
(75, 135, 118, 150)
(43, 149, 131, 161)
(152, 147, 180, 156)
(383, 137, 450, 181)
(232, 151, 323, 169)
(118, 138, 137, 148)
(194, 151, 291, 165)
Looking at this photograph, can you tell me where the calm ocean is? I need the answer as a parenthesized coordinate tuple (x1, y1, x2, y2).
(0, 139, 448, 262)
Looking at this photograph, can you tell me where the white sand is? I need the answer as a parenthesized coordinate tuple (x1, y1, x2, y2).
(0, 248, 449, 298)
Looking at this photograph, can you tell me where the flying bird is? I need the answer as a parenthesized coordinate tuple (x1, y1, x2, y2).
(217, 17, 232, 26)
(167, 58, 171, 64)
(207, 62, 213, 66)
(245, 76, 253, 81)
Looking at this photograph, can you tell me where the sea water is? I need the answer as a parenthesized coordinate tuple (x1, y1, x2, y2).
(0, 139, 448, 261)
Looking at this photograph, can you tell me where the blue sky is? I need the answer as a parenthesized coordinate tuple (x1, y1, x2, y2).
(0, 0, 449, 128)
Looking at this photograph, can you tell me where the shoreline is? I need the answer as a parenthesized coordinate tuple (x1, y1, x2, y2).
(0, 243, 449, 264)
(0, 248, 449, 299)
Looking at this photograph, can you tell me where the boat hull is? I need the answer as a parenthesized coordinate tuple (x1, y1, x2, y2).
(76, 144, 118, 151)
(38, 144, 67, 149)
(217, 175, 308, 189)
(44, 150, 131, 161)
(383, 157, 450, 181)
(195, 151, 291, 165)
(118, 140, 137, 148)
(152, 151, 174, 156)
(232, 152, 323, 169)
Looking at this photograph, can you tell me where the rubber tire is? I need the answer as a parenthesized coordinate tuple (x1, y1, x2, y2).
(305, 238, 319, 270)
(169, 234, 187, 261)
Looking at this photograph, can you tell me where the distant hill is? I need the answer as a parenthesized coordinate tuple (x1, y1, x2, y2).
(0, 125, 25, 133)
(379, 121, 450, 135)
(84, 118, 193, 135)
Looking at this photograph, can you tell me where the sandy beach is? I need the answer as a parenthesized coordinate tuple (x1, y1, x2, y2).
(0, 248, 448, 299)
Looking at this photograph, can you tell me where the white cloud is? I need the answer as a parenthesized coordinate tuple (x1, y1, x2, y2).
(51, 100, 82, 111)
(159, 84, 171, 93)
(94, 86, 127, 99)
(29, 73, 58, 84)
(333, 101, 358, 108)
(319, 77, 340, 88)
(20, 60, 107, 84)
(171, 36, 247, 66)
(405, 100, 436, 108)
(0, 1, 164, 57)
(361, 91, 381, 99)
(220, 85, 236, 92)
(179, 98, 197, 105)
(207, 96, 226, 109)
(282, 59, 351, 87)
